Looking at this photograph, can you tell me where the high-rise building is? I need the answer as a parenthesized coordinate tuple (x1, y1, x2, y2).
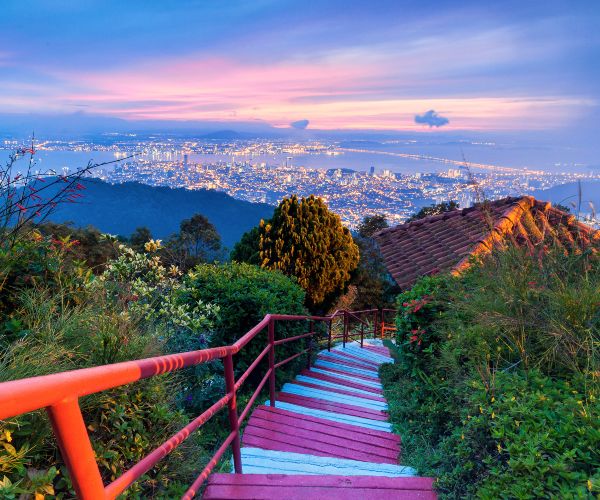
(369, 166, 375, 176)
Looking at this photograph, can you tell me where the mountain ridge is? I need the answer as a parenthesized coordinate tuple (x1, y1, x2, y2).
(43, 179, 274, 247)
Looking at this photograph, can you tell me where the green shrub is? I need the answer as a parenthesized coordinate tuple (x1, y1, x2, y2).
(182, 263, 309, 382)
(383, 244, 600, 499)
(395, 275, 453, 374)
(434, 371, 599, 499)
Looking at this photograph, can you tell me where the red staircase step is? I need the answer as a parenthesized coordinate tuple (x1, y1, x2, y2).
(291, 380, 387, 403)
(363, 345, 391, 356)
(242, 427, 397, 464)
(316, 355, 380, 373)
(204, 474, 437, 499)
(326, 350, 381, 367)
(276, 393, 388, 421)
(255, 406, 400, 443)
(313, 365, 382, 383)
(244, 410, 399, 463)
(300, 370, 384, 395)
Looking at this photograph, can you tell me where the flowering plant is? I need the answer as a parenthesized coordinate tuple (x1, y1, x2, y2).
(91, 241, 219, 339)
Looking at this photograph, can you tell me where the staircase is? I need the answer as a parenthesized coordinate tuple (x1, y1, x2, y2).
(204, 340, 436, 499)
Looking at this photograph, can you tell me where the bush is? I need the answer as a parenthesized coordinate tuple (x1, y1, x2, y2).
(394, 275, 453, 374)
(434, 371, 599, 499)
(382, 244, 600, 498)
(0, 238, 217, 498)
(182, 263, 309, 381)
(259, 195, 359, 309)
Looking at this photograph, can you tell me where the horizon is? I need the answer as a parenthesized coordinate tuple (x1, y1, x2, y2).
(1, 1, 599, 139)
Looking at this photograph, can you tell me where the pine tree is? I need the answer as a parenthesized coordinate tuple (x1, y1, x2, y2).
(259, 195, 359, 308)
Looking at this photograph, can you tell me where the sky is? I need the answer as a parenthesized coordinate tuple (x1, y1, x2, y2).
(0, 0, 599, 133)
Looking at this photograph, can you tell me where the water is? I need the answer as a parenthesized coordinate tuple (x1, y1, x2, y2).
(3, 150, 118, 176)
(3, 143, 597, 177)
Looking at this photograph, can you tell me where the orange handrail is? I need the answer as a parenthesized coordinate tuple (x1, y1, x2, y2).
(0, 308, 394, 499)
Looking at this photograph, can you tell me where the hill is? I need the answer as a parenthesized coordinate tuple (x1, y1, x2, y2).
(44, 179, 274, 247)
(534, 181, 600, 213)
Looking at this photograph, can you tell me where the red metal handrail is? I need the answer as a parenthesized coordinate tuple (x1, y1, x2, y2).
(0, 309, 393, 499)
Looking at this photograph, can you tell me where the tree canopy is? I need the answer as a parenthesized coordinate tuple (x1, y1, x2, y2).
(407, 200, 459, 222)
(259, 195, 359, 308)
(230, 225, 261, 265)
(357, 214, 389, 238)
(350, 214, 398, 310)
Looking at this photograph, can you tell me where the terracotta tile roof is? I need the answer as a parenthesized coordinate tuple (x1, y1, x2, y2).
(374, 196, 600, 289)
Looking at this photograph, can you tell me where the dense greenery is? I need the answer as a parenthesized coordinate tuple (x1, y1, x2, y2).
(0, 225, 309, 497)
(161, 213, 224, 270)
(230, 225, 261, 265)
(381, 245, 599, 498)
(43, 178, 272, 247)
(180, 262, 309, 394)
(349, 214, 398, 310)
(259, 195, 359, 308)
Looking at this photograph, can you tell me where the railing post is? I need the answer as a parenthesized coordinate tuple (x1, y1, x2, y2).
(360, 321, 364, 348)
(223, 352, 242, 473)
(268, 317, 276, 407)
(307, 320, 314, 369)
(327, 319, 332, 352)
(343, 311, 348, 348)
(373, 309, 378, 339)
(46, 397, 105, 499)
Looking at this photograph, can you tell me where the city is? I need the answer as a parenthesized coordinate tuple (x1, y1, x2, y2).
(7, 137, 599, 228)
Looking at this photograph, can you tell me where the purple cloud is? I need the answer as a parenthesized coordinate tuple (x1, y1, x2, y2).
(415, 110, 449, 127)
(290, 119, 309, 129)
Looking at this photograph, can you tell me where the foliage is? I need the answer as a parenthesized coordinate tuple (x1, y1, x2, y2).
(230, 225, 261, 265)
(162, 213, 224, 271)
(406, 200, 459, 222)
(259, 195, 359, 308)
(93, 240, 219, 340)
(357, 214, 388, 238)
(394, 275, 452, 373)
(0, 230, 90, 323)
(347, 214, 397, 310)
(437, 371, 599, 499)
(381, 244, 600, 499)
(0, 235, 218, 497)
(182, 263, 309, 383)
(129, 226, 153, 253)
(0, 285, 200, 497)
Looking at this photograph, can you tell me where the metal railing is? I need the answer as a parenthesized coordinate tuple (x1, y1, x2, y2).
(0, 308, 395, 499)
(379, 307, 397, 339)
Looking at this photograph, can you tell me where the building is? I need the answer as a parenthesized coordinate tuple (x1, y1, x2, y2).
(374, 196, 600, 289)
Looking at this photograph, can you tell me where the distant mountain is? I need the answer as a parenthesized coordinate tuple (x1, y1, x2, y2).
(534, 181, 600, 213)
(41, 179, 274, 247)
(199, 130, 261, 140)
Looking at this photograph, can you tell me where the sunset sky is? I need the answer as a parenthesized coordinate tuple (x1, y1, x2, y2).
(1, 0, 598, 132)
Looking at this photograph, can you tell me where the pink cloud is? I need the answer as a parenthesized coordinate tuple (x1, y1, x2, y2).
(17, 51, 595, 131)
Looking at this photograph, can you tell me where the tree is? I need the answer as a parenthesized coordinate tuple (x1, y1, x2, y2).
(129, 226, 152, 253)
(230, 225, 261, 265)
(407, 200, 459, 222)
(350, 215, 398, 310)
(163, 214, 223, 270)
(259, 195, 359, 308)
(357, 214, 389, 238)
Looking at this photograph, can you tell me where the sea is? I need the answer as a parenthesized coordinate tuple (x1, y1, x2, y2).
(3, 141, 599, 177)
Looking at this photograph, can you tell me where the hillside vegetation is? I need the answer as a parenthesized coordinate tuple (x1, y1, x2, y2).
(0, 229, 308, 497)
(39, 178, 274, 247)
(381, 244, 599, 498)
